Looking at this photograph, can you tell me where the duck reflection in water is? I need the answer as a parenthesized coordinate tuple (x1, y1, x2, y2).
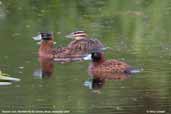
(84, 73, 131, 92)
(33, 57, 54, 79)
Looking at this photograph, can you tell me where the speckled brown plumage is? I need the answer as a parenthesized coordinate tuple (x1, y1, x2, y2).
(88, 51, 132, 76)
(51, 47, 85, 58)
(67, 38, 104, 54)
(39, 40, 86, 63)
(89, 60, 131, 75)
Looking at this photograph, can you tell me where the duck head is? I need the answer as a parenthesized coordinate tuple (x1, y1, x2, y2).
(33, 32, 54, 57)
(38, 32, 54, 48)
(33, 32, 56, 45)
(33, 32, 54, 40)
(65, 31, 88, 40)
(83, 49, 105, 63)
(40, 32, 54, 40)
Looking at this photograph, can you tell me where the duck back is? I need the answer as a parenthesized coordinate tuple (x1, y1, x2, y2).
(68, 38, 104, 54)
(89, 60, 131, 75)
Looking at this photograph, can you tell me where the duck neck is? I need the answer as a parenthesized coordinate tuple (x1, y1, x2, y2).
(39, 40, 54, 56)
(92, 57, 105, 66)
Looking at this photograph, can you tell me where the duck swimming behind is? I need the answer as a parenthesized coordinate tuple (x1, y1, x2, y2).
(33, 32, 87, 63)
(65, 31, 105, 55)
(83, 49, 141, 75)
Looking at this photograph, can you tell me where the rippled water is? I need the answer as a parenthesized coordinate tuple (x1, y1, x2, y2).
(0, 0, 171, 114)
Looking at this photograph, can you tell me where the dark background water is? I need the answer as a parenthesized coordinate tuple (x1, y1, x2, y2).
(0, 0, 171, 114)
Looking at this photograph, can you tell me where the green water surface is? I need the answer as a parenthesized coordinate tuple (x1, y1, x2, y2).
(0, 0, 171, 114)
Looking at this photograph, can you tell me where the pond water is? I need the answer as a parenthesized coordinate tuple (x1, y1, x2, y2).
(0, 0, 171, 114)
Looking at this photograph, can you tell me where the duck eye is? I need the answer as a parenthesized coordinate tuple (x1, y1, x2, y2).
(94, 53, 98, 57)
(92, 52, 100, 58)
(92, 52, 101, 62)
